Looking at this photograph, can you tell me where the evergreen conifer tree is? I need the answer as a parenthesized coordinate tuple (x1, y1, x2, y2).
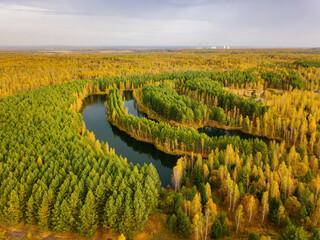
(77, 191, 98, 237)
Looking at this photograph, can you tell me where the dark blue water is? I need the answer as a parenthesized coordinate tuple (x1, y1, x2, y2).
(81, 94, 178, 187)
(125, 99, 148, 119)
(198, 126, 270, 142)
(81, 91, 267, 187)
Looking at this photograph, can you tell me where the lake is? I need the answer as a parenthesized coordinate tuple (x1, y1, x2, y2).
(81, 93, 178, 187)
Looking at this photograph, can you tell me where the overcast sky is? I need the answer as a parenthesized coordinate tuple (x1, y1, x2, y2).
(0, 0, 319, 47)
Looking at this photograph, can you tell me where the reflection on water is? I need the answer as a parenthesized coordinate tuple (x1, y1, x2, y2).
(81, 93, 178, 187)
(123, 91, 148, 118)
(198, 126, 270, 142)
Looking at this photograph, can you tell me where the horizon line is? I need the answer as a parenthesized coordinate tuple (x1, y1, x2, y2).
(0, 45, 319, 50)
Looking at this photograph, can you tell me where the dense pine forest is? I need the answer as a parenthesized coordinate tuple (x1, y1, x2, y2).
(1, 49, 320, 240)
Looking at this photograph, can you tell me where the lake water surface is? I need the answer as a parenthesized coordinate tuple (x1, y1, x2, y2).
(81, 94, 178, 187)
(81, 92, 267, 187)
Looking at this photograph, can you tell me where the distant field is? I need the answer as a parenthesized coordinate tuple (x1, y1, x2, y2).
(1, 48, 320, 98)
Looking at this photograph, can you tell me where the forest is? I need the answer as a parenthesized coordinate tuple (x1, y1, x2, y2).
(1, 49, 320, 239)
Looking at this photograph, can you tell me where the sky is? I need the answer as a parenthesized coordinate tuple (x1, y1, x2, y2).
(0, 0, 319, 47)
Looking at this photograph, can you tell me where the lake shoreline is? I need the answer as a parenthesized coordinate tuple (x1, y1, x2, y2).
(133, 89, 280, 142)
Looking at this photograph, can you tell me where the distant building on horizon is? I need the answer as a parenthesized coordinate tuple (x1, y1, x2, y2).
(196, 42, 203, 49)
(195, 42, 231, 50)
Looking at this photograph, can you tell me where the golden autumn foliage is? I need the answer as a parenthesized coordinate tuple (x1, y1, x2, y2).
(3, 49, 320, 239)
(1, 49, 320, 99)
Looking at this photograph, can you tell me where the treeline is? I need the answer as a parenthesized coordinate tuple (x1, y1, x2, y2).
(107, 88, 268, 157)
(171, 69, 306, 90)
(260, 69, 306, 90)
(142, 83, 208, 123)
(295, 60, 320, 68)
(89, 67, 310, 98)
(0, 80, 160, 237)
(141, 83, 227, 126)
(180, 77, 268, 119)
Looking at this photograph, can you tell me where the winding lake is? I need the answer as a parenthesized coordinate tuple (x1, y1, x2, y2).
(81, 91, 268, 187)
(81, 94, 178, 187)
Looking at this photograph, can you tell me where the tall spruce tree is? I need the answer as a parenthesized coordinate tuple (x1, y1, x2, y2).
(77, 190, 98, 237)
(103, 195, 117, 232)
(38, 192, 51, 231)
(6, 190, 22, 226)
(26, 196, 37, 224)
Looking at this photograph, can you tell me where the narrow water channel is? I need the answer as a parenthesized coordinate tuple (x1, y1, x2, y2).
(81, 94, 178, 187)
(123, 91, 148, 118)
(198, 126, 270, 142)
